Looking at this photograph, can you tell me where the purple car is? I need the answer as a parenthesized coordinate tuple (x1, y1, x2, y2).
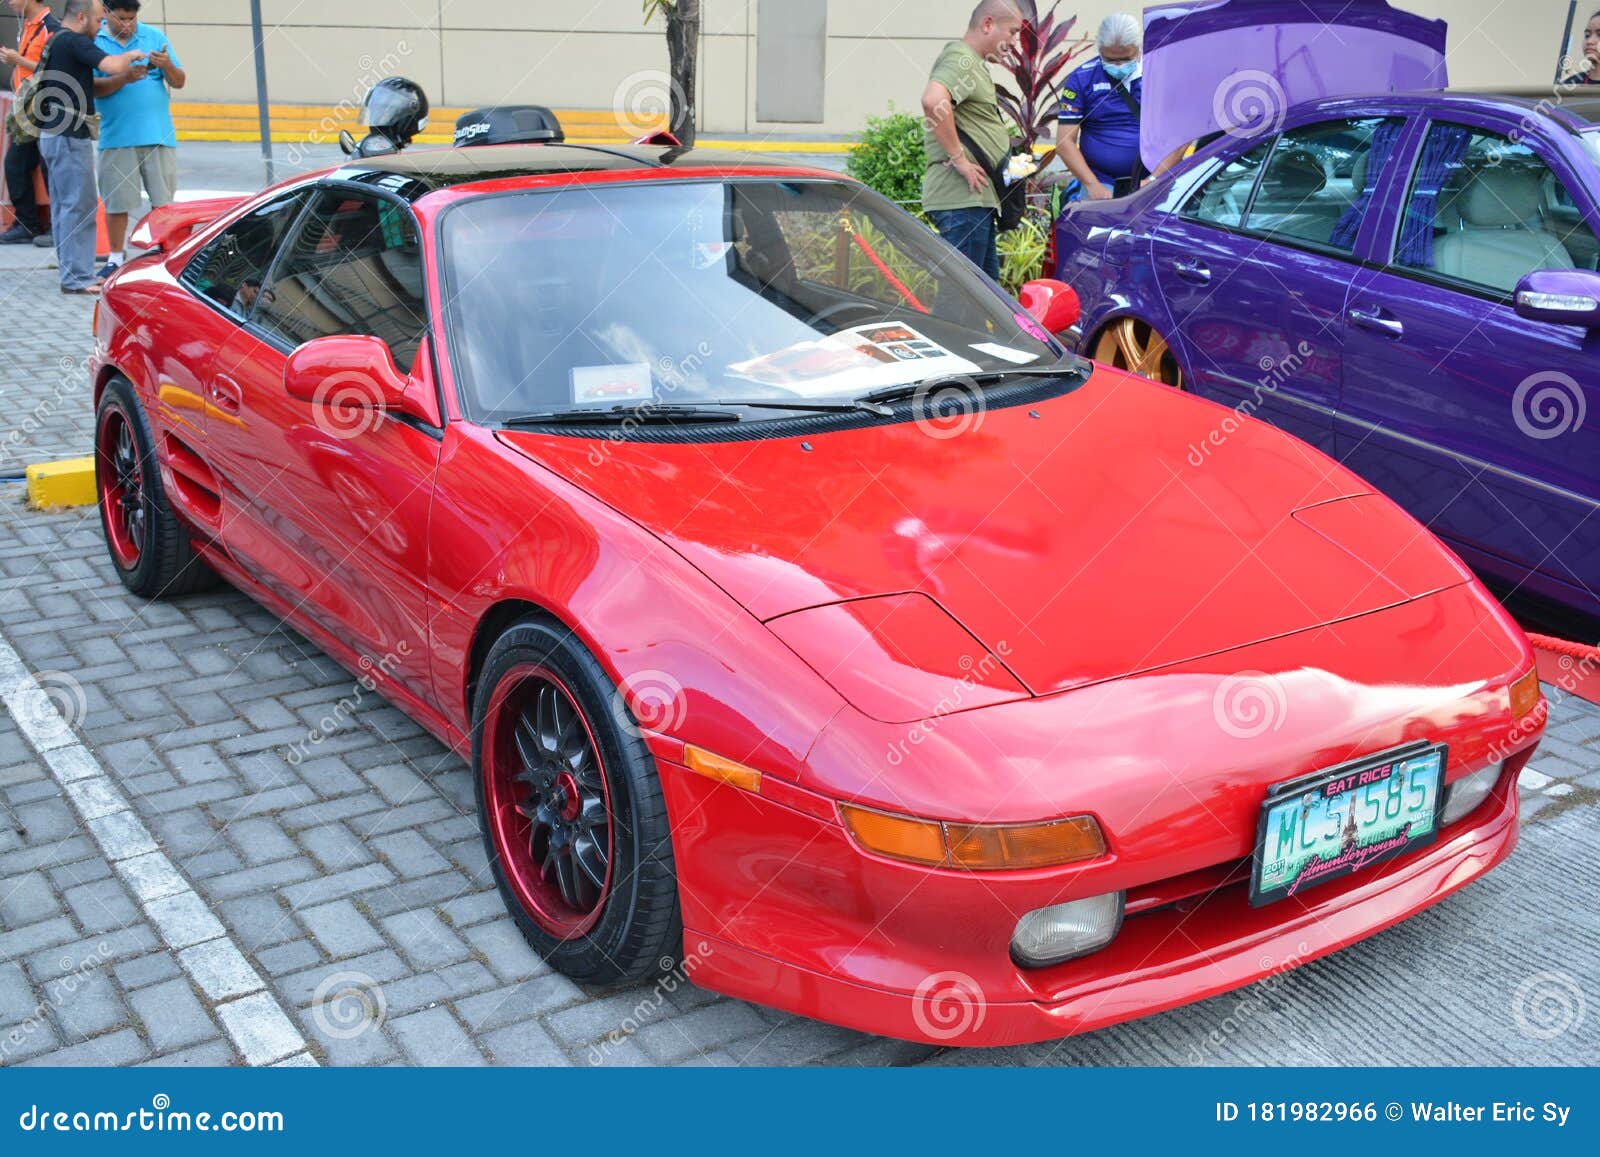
(1056, 2, 1600, 619)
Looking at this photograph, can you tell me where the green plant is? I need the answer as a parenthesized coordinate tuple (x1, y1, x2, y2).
(847, 106, 927, 214)
(996, 1, 1089, 148)
(997, 212, 1050, 294)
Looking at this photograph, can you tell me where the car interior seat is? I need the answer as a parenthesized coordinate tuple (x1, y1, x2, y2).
(1432, 166, 1575, 291)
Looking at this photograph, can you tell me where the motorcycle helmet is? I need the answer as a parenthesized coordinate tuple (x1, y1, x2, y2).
(359, 77, 430, 148)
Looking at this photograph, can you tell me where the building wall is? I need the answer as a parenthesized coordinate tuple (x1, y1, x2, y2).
(10, 1, 1594, 133)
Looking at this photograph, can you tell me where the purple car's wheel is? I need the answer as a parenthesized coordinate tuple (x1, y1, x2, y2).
(1094, 317, 1184, 389)
(472, 617, 681, 986)
(96, 404, 145, 570)
(482, 664, 614, 939)
(94, 377, 218, 599)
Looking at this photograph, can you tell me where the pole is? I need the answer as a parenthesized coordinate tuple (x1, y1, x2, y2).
(1557, 1, 1578, 83)
(249, 0, 274, 186)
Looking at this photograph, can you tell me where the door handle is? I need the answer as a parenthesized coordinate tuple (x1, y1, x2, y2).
(1173, 257, 1211, 284)
(210, 373, 243, 414)
(1348, 305, 1404, 339)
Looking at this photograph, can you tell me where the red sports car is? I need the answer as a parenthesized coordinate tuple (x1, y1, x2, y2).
(92, 144, 1545, 1047)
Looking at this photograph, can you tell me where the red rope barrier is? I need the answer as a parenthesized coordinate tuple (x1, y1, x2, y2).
(849, 229, 930, 314)
(1527, 633, 1600, 662)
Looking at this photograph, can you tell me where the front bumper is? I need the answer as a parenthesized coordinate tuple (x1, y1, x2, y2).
(667, 759, 1523, 1047)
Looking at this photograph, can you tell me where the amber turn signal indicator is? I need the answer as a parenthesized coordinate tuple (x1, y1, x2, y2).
(840, 805, 1106, 870)
(1510, 668, 1543, 719)
(684, 745, 763, 794)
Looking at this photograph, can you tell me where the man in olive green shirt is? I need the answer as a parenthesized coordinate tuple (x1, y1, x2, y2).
(921, 0, 1022, 279)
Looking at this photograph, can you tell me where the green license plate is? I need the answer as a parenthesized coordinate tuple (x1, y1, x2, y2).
(1250, 742, 1446, 906)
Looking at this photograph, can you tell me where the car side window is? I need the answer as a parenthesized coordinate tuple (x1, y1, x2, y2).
(1183, 140, 1273, 228)
(178, 192, 310, 316)
(251, 188, 428, 371)
(1244, 117, 1404, 253)
(1395, 123, 1600, 295)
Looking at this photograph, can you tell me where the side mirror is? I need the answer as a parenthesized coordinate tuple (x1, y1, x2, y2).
(1019, 278, 1081, 335)
(283, 335, 430, 428)
(338, 129, 357, 157)
(1513, 269, 1600, 328)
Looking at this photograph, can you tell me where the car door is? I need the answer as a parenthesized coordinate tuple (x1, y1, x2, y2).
(163, 189, 315, 541)
(207, 184, 442, 701)
(1150, 114, 1407, 456)
(1336, 115, 1600, 612)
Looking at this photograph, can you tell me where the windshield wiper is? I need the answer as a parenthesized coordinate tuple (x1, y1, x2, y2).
(854, 362, 1085, 408)
(707, 397, 896, 417)
(500, 404, 743, 427)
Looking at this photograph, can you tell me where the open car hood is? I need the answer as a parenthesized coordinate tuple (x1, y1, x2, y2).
(499, 369, 1471, 700)
(1140, 0, 1448, 171)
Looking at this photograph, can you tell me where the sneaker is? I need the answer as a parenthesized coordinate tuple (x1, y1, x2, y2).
(32, 232, 53, 248)
(0, 224, 35, 244)
(96, 259, 120, 280)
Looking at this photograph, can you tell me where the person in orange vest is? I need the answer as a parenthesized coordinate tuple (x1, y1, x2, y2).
(0, 0, 62, 243)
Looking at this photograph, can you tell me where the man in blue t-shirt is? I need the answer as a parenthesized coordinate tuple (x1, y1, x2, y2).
(1056, 13, 1147, 201)
(93, 0, 185, 276)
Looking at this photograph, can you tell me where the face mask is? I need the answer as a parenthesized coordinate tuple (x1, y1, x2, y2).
(1103, 59, 1138, 82)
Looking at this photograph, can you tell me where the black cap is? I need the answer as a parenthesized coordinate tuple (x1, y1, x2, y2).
(454, 106, 566, 148)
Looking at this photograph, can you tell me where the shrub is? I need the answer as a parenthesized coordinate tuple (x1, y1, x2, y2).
(847, 106, 927, 214)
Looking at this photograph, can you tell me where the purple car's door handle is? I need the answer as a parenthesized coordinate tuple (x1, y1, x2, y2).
(1348, 305, 1405, 339)
(1172, 257, 1211, 284)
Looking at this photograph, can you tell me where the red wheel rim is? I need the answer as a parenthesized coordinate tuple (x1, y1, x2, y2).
(482, 664, 615, 939)
(96, 404, 145, 569)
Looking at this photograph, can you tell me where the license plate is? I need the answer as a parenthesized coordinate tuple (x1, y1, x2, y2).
(1250, 742, 1446, 906)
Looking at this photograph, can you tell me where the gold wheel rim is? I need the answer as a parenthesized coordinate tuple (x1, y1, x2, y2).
(1093, 318, 1183, 389)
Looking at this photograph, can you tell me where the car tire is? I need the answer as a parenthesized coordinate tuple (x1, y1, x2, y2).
(1092, 317, 1185, 389)
(472, 616, 681, 986)
(95, 376, 219, 599)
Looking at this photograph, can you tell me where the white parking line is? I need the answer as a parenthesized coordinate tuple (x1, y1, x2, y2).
(0, 631, 319, 1067)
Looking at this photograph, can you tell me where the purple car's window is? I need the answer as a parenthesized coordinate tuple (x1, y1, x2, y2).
(439, 180, 1060, 422)
(1246, 118, 1403, 253)
(1395, 125, 1599, 295)
(1183, 140, 1272, 227)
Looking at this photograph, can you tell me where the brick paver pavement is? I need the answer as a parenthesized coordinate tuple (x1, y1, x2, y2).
(1, 235, 1595, 1068)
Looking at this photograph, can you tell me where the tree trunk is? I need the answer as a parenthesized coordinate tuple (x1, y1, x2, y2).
(666, 0, 700, 145)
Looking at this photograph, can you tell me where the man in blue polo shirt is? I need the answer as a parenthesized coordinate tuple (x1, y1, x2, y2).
(1056, 13, 1147, 200)
(93, 0, 185, 277)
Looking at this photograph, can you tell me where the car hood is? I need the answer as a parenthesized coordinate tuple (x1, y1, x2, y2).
(497, 368, 1470, 697)
(1140, 0, 1448, 172)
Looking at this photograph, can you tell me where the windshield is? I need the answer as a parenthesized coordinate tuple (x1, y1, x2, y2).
(439, 179, 1062, 422)
(1585, 130, 1600, 169)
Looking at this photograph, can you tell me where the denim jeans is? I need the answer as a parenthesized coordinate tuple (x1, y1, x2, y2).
(39, 134, 97, 289)
(928, 207, 999, 281)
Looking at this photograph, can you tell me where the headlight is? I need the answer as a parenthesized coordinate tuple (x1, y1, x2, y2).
(1011, 893, 1124, 967)
(839, 805, 1106, 870)
(1440, 763, 1502, 826)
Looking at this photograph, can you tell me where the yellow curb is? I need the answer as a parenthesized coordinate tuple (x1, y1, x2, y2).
(174, 128, 855, 153)
(26, 456, 96, 510)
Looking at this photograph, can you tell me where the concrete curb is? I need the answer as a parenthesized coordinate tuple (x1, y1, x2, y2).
(26, 455, 96, 509)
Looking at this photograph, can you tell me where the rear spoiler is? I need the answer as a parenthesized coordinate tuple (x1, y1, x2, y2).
(129, 196, 249, 254)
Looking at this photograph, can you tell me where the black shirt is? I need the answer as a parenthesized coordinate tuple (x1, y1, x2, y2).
(37, 29, 108, 139)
